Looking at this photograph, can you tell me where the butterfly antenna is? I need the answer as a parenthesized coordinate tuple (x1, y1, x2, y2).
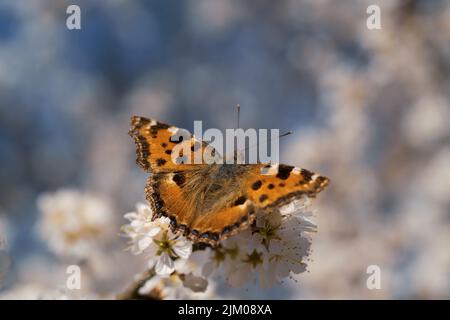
(279, 131, 293, 138)
(241, 130, 293, 153)
(236, 104, 241, 129)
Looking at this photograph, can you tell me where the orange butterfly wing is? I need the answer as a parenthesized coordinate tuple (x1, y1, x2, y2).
(129, 116, 212, 173)
(145, 169, 255, 246)
(244, 163, 329, 208)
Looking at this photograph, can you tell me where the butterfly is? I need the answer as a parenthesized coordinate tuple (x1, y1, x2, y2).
(129, 116, 329, 246)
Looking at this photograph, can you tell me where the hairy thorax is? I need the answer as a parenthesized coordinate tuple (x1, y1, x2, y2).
(186, 164, 253, 216)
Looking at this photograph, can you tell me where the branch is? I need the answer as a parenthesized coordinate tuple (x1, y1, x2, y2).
(116, 268, 161, 300)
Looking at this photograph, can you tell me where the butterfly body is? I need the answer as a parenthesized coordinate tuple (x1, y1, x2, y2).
(130, 116, 329, 246)
(159, 164, 250, 215)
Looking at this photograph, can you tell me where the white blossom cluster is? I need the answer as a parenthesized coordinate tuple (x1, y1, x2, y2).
(121, 203, 192, 276)
(120, 196, 317, 297)
(37, 189, 114, 259)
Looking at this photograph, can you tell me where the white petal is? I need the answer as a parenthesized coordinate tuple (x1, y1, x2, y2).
(275, 259, 291, 278)
(130, 242, 141, 255)
(136, 202, 151, 214)
(137, 236, 152, 252)
(172, 240, 192, 259)
(155, 252, 174, 276)
(156, 217, 171, 229)
(131, 219, 144, 228)
(124, 212, 138, 221)
(147, 257, 157, 269)
(120, 225, 135, 237)
(146, 242, 158, 257)
(147, 226, 161, 237)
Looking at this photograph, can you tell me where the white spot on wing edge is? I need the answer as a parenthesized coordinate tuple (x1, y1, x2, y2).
(168, 126, 178, 134)
(260, 163, 279, 175)
(292, 167, 301, 175)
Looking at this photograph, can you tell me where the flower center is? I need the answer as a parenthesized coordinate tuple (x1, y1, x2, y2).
(243, 250, 263, 268)
(257, 220, 282, 248)
(154, 232, 176, 257)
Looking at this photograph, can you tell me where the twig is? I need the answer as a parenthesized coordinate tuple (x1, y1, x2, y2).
(116, 268, 161, 300)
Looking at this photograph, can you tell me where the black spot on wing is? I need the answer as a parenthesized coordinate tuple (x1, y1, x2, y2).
(301, 169, 313, 182)
(155, 122, 170, 130)
(252, 180, 262, 190)
(156, 158, 167, 166)
(130, 117, 150, 131)
(276, 165, 294, 180)
(233, 196, 247, 206)
(172, 173, 185, 186)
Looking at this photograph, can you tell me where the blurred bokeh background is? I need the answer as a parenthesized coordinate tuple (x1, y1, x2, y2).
(0, 0, 449, 299)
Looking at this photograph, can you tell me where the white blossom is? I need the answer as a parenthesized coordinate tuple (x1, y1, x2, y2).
(206, 196, 317, 289)
(122, 196, 317, 295)
(121, 203, 192, 276)
(36, 189, 114, 258)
